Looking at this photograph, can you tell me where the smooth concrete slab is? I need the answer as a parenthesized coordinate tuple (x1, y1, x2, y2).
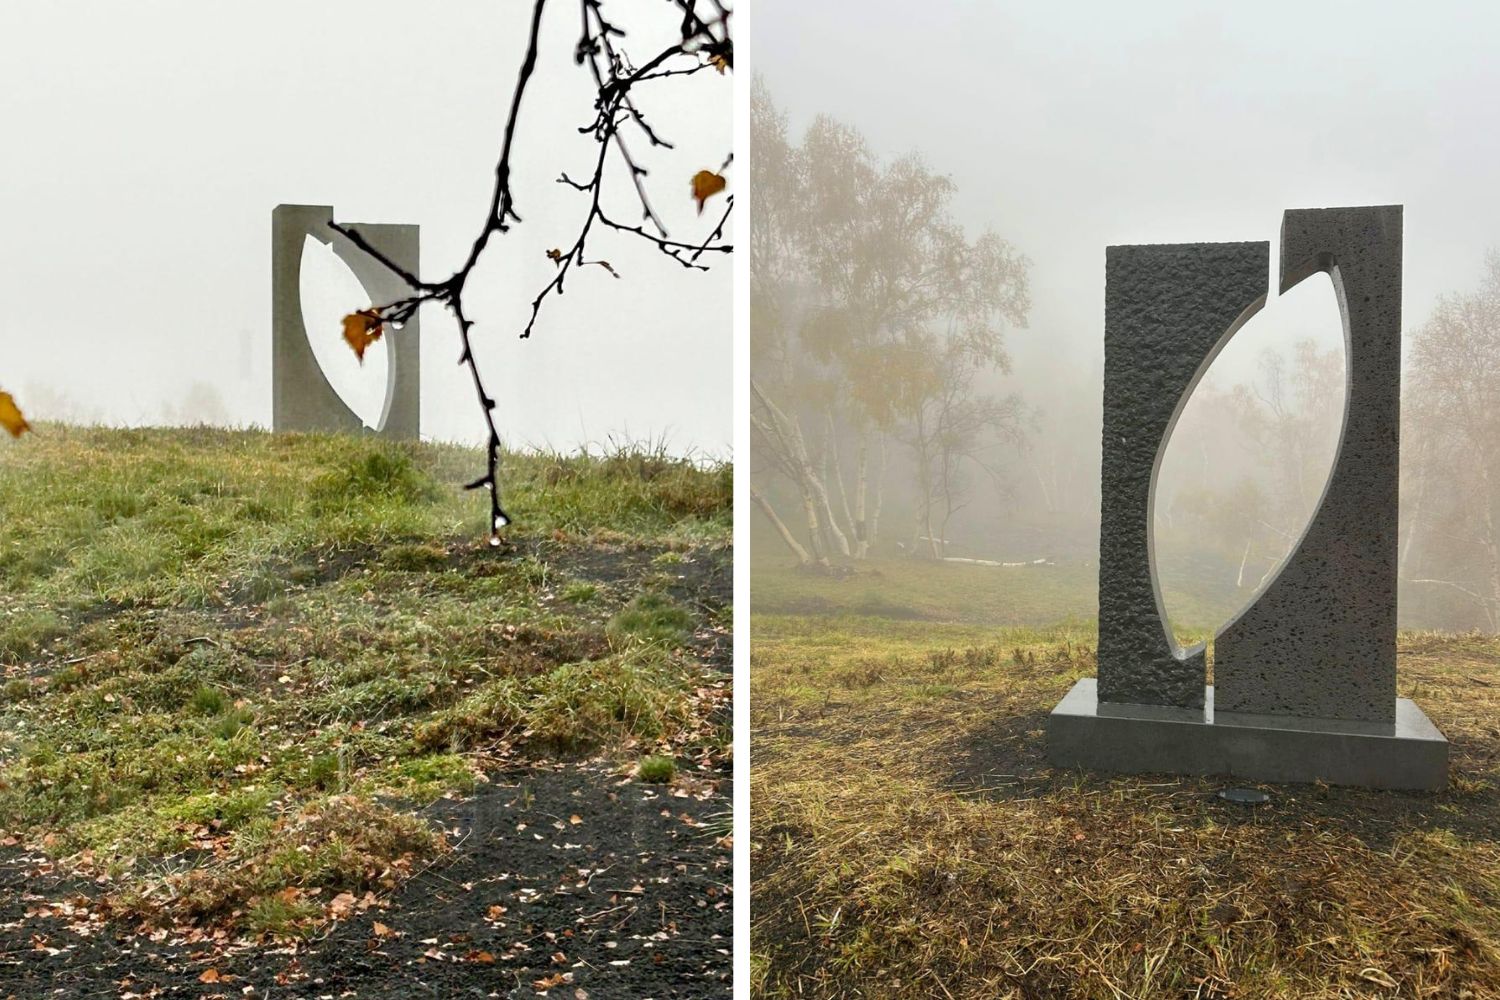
(1047, 678, 1447, 790)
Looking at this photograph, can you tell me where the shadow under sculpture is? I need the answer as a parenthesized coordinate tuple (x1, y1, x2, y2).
(271, 204, 420, 440)
(1048, 205, 1448, 790)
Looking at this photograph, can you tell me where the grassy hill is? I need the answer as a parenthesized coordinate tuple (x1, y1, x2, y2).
(751, 558, 1500, 998)
(0, 425, 731, 982)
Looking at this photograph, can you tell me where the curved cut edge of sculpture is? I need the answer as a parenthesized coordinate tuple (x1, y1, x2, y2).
(296, 229, 401, 432)
(1211, 268, 1347, 645)
(1146, 289, 1268, 663)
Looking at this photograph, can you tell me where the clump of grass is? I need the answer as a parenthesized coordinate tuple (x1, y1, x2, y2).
(0, 607, 67, 661)
(305, 753, 343, 792)
(503, 442, 730, 539)
(414, 651, 692, 753)
(121, 794, 444, 936)
(638, 755, 676, 784)
(1, 677, 33, 703)
(212, 705, 256, 740)
(244, 891, 323, 939)
(165, 786, 276, 832)
(188, 684, 228, 715)
(310, 447, 440, 511)
(609, 591, 693, 646)
(382, 542, 449, 572)
(562, 581, 599, 603)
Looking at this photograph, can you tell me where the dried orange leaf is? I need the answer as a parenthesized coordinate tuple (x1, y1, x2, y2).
(342, 308, 385, 362)
(690, 170, 727, 214)
(710, 53, 729, 74)
(546, 248, 564, 265)
(198, 968, 221, 983)
(0, 391, 30, 438)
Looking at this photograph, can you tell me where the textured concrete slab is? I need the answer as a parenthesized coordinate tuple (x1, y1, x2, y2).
(272, 204, 420, 439)
(1097, 241, 1268, 709)
(1047, 679, 1448, 790)
(1215, 206, 1403, 722)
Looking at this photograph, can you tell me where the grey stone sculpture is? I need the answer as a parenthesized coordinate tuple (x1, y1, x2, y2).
(272, 204, 420, 439)
(1048, 205, 1448, 790)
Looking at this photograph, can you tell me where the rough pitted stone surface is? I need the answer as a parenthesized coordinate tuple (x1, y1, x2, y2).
(1097, 241, 1268, 708)
(272, 204, 421, 439)
(1215, 206, 1403, 723)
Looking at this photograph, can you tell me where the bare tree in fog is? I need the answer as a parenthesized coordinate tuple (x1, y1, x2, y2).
(749, 79, 838, 568)
(897, 320, 1026, 558)
(1231, 342, 1343, 528)
(1153, 341, 1342, 617)
(1405, 252, 1500, 629)
(750, 80, 1030, 567)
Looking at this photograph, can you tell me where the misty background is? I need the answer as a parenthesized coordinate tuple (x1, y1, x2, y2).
(0, 0, 731, 455)
(751, 1, 1500, 633)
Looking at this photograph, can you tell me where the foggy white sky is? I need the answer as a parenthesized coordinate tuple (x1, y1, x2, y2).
(0, 0, 731, 455)
(753, 0, 1500, 406)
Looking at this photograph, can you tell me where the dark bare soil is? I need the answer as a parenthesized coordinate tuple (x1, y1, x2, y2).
(0, 759, 730, 999)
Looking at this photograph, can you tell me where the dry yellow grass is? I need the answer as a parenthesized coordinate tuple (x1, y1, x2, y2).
(752, 614, 1500, 998)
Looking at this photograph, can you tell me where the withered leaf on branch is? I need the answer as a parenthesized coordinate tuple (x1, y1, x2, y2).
(342, 309, 386, 363)
(546, 248, 564, 265)
(690, 170, 727, 214)
(0, 391, 30, 438)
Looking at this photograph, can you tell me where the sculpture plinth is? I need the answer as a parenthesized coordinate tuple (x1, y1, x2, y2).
(1047, 205, 1448, 790)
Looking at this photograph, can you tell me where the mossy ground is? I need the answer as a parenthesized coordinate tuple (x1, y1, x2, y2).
(0, 425, 730, 942)
(751, 559, 1500, 999)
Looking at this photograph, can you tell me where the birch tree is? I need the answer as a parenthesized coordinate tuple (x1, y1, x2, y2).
(750, 80, 1030, 566)
(1404, 252, 1500, 629)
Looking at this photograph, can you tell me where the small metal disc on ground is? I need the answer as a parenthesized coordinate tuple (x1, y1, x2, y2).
(1218, 787, 1270, 804)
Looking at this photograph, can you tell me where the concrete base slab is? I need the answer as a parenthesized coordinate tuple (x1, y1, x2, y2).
(1047, 679, 1448, 790)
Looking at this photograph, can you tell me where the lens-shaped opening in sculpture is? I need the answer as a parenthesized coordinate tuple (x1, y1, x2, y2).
(1151, 272, 1345, 652)
(298, 235, 391, 431)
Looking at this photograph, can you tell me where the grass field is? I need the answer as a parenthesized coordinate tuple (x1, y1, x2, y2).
(751, 557, 1500, 998)
(0, 425, 731, 942)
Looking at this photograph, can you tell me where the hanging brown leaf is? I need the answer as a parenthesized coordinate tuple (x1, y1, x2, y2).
(709, 53, 729, 74)
(342, 308, 385, 363)
(0, 391, 30, 438)
(690, 170, 727, 214)
(546, 248, 564, 265)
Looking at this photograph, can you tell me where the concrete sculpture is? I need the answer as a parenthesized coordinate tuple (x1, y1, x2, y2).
(1048, 205, 1448, 790)
(272, 204, 420, 439)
